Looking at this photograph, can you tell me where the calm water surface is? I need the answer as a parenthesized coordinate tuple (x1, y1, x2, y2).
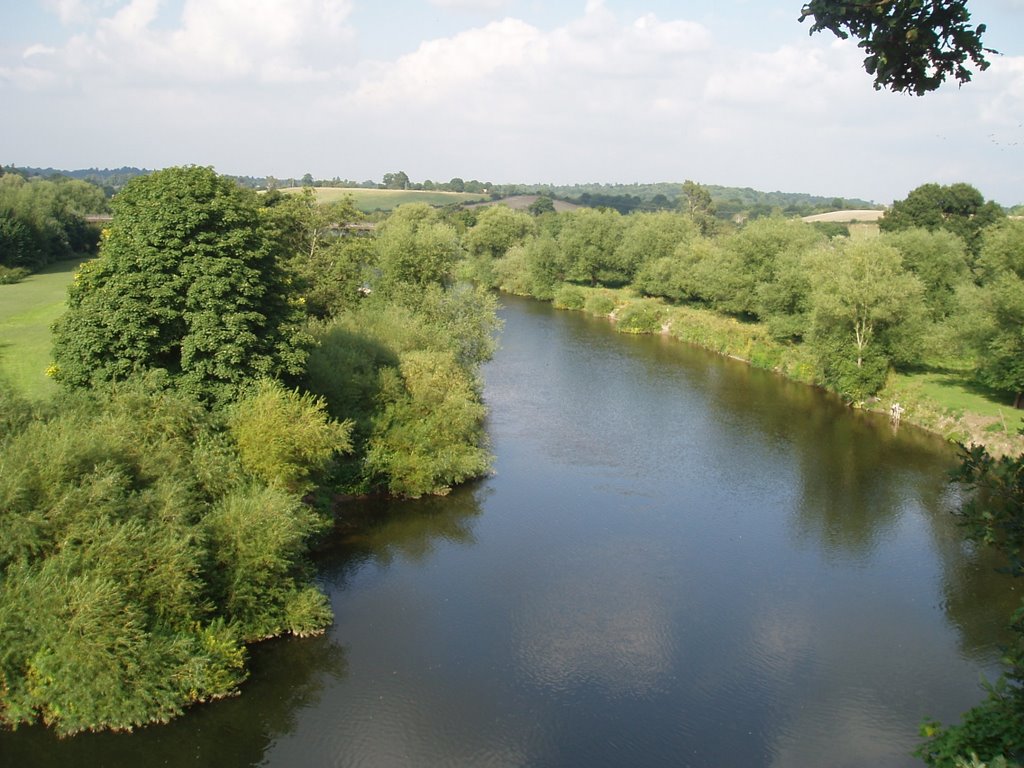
(4, 295, 1019, 768)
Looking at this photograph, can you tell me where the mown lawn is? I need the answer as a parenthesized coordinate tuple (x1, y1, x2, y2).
(281, 187, 489, 212)
(0, 258, 85, 399)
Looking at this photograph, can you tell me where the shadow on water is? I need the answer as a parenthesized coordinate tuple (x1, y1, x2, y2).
(318, 479, 488, 583)
(0, 635, 346, 768)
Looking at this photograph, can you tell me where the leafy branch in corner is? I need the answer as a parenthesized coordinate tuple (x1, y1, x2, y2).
(800, 0, 997, 95)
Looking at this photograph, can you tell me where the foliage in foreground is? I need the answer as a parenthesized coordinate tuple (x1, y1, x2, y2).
(0, 377, 345, 735)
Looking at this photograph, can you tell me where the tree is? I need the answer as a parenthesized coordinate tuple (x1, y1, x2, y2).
(808, 238, 926, 400)
(260, 187, 367, 317)
(557, 207, 626, 286)
(371, 203, 461, 301)
(382, 171, 410, 190)
(880, 182, 1004, 256)
(614, 211, 698, 279)
(528, 196, 555, 216)
(51, 166, 308, 404)
(882, 227, 971, 321)
(800, 0, 994, 95)
(464, 204, 537, 260)
(680, 179, 718, 236)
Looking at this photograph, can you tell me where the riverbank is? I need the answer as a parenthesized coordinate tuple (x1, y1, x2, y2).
(528, 284, 1024, 457)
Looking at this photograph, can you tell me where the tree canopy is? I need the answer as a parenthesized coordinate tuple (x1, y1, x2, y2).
(879, 182, 1004, 256)
(800, 0, 994, 95)
(51, 166, 309, 404)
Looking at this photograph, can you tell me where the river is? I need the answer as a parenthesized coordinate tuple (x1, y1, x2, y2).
(3, 294, 1018, 767)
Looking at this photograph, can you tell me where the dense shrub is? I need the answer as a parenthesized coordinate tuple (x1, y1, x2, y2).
(229, 379, 352, 493)
(0, 265, 30, 284)
(585, 293, 616, 316)
(553, 284, 585, 310)
(0, 378, 333, 734)
(616, 300, 664, 334)
(302, 292, 495, 497)
(365, 349, 490, 498)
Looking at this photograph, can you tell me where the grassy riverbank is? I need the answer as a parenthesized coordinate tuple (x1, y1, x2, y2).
(0, 257, 86, 399)
(544, 284, 1024, 456)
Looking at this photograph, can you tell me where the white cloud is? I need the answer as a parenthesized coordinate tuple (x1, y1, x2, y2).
(19, 0, 356, 88)
(42, 0, 121, 25)
(4, 0, 1021, 203)
(427, 0, 511, 9)
(353, 18, 544, 106)
(23, 45, 57, 59)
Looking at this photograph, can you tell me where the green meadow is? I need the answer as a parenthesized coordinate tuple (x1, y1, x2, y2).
(0, 258, 85, 399)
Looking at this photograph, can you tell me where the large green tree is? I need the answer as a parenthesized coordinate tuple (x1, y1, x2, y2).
(800, 0, 993, 95)
(557, 207, 627, 286)
(879, 182, 1004, 256)
(808, 239, 926, 400)
(51, 167, 308, 404)
(371, 203, 461, 302)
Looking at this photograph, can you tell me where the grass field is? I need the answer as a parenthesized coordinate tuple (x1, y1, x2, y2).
(0, 258, 84, 399)
(281, 187, 490, 212)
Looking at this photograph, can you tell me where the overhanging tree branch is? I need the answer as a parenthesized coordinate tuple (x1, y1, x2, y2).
(799, 0, 997, 95)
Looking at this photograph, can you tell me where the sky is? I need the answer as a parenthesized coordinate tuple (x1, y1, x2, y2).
(1, 0, 1022, 205)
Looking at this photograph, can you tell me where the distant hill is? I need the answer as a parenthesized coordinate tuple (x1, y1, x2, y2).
(7, 166, 883, 219)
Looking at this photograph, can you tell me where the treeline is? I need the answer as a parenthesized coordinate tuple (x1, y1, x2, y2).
(0, 171, 107, 282)
(0, 168, 497, 734)
(461, 182, 1023, 410)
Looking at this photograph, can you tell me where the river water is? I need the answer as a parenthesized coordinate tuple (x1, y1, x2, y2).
(3, 295, 1019, 767)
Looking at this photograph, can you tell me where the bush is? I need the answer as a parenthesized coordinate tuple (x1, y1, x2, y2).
(0, 265, 30, 284)
(585, 293, 616, 316)
(616, 300, 665, 334)
(229, 379, 352, 493)
(553, 284, 585, 310)
(365, 349, 490, 498)
(0, 379, 332, 734)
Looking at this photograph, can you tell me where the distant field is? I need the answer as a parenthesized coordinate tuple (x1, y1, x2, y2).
(281, 187, 490, 212)
(466, 194, 580, 213)
(0, 258, 84, 399)
(802, 209, 886, 223)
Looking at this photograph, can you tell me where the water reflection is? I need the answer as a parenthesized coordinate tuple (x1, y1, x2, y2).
(513, 536, 677, 699)
(594, 310, 1018, 668)
(320, 481, 486, 575)
(0, 635, 346, 768)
